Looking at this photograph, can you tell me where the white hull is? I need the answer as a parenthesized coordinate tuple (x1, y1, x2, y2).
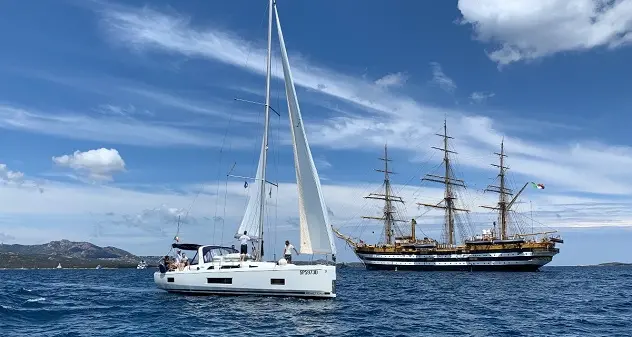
(155, 261, 336, 298)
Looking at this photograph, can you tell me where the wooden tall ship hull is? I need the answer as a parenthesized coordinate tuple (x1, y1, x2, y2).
(352, 241, 560, 272)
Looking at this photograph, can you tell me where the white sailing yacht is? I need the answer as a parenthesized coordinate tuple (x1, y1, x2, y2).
(154, 0, 337, 298)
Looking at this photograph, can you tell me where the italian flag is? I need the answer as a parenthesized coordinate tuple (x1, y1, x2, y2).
(531, 182, 545, 189)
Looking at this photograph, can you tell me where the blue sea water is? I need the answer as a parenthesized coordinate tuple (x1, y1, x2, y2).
(1, 267, 631, 337)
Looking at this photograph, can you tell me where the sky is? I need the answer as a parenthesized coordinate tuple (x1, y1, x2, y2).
(2, 0, 632, 265)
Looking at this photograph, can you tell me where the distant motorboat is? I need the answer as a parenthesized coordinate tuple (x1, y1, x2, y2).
(96, 265, 102, 269)
(56, 263, 62, 269)
(137, 260, 147, 269)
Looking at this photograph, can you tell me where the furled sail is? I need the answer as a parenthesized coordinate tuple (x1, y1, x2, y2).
(274, 5, 336, 255)
(235, 141, 265, 239)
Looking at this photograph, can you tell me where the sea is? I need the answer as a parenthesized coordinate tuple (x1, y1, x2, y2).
(1, 266, 631, 337)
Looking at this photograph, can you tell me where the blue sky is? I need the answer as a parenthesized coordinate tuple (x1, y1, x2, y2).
(2, 0, 632, 265)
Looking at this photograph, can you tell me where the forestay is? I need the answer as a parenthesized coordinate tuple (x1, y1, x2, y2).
(274, 5, 337, 256)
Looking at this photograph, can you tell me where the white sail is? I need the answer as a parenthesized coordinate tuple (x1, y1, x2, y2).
(235, 141, 265, 239)
(274, 6, 336, 255)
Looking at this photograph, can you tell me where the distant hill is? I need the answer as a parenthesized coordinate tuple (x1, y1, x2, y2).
(0, 240, 150, 269)
(595, 262, 632, 267)
(0, 240, 365, 269)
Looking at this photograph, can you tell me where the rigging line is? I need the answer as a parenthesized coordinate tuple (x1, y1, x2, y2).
(394, 150, 438, 197)
(272, 43, 281, 259)
(242, 2, 270, 72)
(212, 99, 237, 243)
(221, 172, 230, 245)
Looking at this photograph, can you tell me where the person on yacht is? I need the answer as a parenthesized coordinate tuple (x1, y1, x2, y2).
(173, 250, 182, 270)
(239, 231, 251, 261)
(283, 240, 299, 263)
(181, 252, 188, 269)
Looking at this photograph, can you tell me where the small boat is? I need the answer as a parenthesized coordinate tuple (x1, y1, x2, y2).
(96, 265, 102, 269)
(137, 260, 147, 269)
(56, 263, 62, 269)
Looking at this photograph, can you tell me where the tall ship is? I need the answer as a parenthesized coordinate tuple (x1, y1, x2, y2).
(334, 121, 563, 271)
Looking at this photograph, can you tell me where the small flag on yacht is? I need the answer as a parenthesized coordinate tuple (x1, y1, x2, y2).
(244, 181, 248, 188)
(531, 182, 545, 189)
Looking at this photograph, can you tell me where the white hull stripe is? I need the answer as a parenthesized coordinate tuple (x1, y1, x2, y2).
(360, 258, 551, 266)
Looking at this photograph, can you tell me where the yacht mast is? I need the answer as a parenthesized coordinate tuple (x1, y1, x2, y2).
(362, 144, 404, 245)
(481, 139, 512, 239)
(257, 0, 273, 261)
(417, 120, 469, 245)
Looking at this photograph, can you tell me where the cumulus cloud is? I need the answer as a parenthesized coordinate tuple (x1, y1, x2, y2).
(0, 163, 24, 184)
(375, 72, 408, 88)
(52, 148, 126, 181)
(457, 0, 632, 65)
(0, 163, 43, 193)
(430, 62, 456, 93)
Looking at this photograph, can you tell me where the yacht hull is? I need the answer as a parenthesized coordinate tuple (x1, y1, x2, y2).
(356, 247, 558, 272)
(154, 262, 336, 299)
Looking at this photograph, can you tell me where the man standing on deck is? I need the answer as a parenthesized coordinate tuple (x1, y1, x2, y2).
(239, 231, 251, 261)
(283, 240, 299, 263)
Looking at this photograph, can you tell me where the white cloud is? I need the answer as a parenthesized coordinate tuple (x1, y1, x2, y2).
(99, 5, 426, 119)
(95, 104, 153, 117)
(0, 163, 24, 184)
(469, 91, 495, 103)
(2, 175, 632, 261)
(95, 4, 632, 198)
(457, 0, 632, 65)
(315, 157, 332, 170)
(122, 87, 261, 125)
(0, 104, 251, 148)
(430, 62, 457, 93)
(0, 163, 43, 193)
(375, 72, 408, 88)
(52, 148, 126, 181)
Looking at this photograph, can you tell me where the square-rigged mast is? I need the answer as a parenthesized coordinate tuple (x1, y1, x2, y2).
(362, 144, 405, 245)
(416, 120, 470, 246)
(481, 140, 513, 240)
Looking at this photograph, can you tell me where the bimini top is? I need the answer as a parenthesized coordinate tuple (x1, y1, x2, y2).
(171, 243, 239, 253)
(171, 243, 202, 251)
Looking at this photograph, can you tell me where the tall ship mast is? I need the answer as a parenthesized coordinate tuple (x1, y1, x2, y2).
(361, 144, 406, 246)
(333, 120, 564, 271)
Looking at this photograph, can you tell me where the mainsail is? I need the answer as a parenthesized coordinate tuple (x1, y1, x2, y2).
(274, 5, 336, 255)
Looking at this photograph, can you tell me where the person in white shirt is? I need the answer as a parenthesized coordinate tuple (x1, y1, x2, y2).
(238, 231, 251, 261)
(173, 250, 183, 270)
(283, 240, 299, 263)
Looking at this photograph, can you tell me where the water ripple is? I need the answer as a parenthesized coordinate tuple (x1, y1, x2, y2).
(1, 267, 631, 336)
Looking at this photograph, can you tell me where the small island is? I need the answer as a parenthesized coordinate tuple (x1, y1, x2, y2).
(594, 262, 632, 267)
